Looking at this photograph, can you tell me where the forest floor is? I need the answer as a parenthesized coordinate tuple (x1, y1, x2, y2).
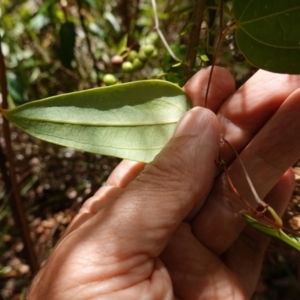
(0, 129, 300, 300)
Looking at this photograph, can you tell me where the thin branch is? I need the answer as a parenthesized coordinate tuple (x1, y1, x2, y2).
(151, 0, 181, 62)
(0, 35, 39, 274)
(204, 21, 236, 107)
(183, 0, 207, 79)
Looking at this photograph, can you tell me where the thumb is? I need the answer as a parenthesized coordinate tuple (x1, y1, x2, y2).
(110, 106, 221, 256)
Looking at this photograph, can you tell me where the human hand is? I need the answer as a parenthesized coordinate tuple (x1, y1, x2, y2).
(28, 68, 300, 299)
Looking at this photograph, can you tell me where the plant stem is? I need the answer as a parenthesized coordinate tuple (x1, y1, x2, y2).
(0, 35, 39, 274)
(183, 0, 207, 79)
(204, 20, 236, 107)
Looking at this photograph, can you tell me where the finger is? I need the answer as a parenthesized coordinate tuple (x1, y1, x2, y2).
(223, 168, 295, 298)
(62, 186, 122, 237)
(64, 160, 144, 236)
(192, 89, 300, 254)
(218, 70, 300, 163)
(64, 161, 145, 236)
(160, 223, 246, 299)
(183, 66, 235, 111)
(106, 160, 146, 188)
(67, 160, 146, 235)
(228, 89, 300, 201)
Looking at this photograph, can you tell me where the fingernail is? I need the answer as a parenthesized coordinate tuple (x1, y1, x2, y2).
(173, 107, 206, 137)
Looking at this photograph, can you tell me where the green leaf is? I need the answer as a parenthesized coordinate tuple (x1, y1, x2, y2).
(3, 80, 191, 163)
(233, 0, 300, 74)
(242, 214, 300, 252)
(89, 23, 105, 38)
(83, 0, 99, 9)
(117, 34, 128, 55)
(7, 72, 25, 104)
(29, 13, 50, 31)
(104, 12, 121, 34)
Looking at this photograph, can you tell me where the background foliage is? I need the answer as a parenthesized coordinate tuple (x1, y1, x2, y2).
(0, 0, 299, 299)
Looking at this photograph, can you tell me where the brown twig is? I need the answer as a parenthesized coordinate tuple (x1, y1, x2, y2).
(204, 21, 236, 107)
(0, 34, 39, 274)
(183, 0, 207, 79)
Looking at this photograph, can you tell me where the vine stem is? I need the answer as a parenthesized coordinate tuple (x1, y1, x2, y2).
(0, 35, 39, 274)
(204, 23, 236, 107)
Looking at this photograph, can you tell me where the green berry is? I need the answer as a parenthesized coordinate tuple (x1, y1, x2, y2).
(137, 50, 148, 62)
(132, 58, 144, 70)
(122, 61, 134, 72)
(150, 48, 158, 58)
(140, 44, 155, 56)
(127, 50, 138, 62)
(103, 74, 117, 85)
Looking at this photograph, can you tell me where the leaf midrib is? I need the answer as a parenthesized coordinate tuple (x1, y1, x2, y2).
(11, 114, 180, 126)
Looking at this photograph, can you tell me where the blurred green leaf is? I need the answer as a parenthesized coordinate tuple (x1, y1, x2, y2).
(29, 13, 50, 31)
(4, 80, 191, 162)
(6, 72, 25, 104)
(104, 11, 121, 34)
(83, 0, 99, 9)
(117, 34, 128, 55)
(89, 22, 105, 38)
(234, 0, 300, 74)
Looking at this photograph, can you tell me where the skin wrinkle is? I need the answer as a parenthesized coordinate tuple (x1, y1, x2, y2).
(54, 221, 157, 294)
(81, 256, 155, 291)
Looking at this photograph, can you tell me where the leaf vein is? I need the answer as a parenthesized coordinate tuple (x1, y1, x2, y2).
(239, 6, 300, 25)
(239, 27, 300, 49)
